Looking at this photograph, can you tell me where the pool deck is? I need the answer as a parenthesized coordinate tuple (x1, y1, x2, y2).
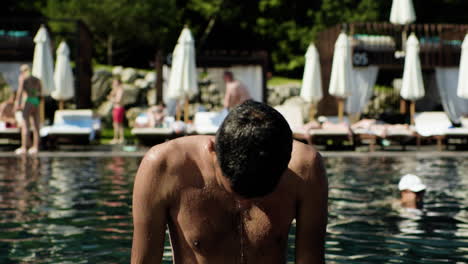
(0, 145, 468, 158)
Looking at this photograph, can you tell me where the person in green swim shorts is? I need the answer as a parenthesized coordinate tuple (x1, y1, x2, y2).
(14, 64, 42, 155)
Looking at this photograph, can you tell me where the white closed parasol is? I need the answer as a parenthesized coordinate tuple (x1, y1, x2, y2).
(401, 33, 424, 124)
(329, 32, 356, 122)
(52, 41, 75, 109)
(166, 27, 198, 122)
(300, 43, 322, 120)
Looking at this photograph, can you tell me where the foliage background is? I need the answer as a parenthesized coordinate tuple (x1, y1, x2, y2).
(3, 0, 468, 77)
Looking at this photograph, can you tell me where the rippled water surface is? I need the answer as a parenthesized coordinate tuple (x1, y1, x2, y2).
(0, 156, 467, 263)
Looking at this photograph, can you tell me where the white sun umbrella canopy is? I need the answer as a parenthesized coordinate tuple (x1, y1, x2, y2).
(52, 41, 75, 104)
(390, 0, 416, 25)
(167, 27, 198, 100)
(329, 32, 356, 121)
(401, 33, 424, 125)
(329, 32, 355, 98)
(401, 34, 424, 101)
(300, 44, 322, 103)
(457, 34, 468, 99)
(32, 25, 55, 96)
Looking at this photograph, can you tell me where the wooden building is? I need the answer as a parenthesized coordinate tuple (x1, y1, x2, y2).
(316, 22, 468, 116)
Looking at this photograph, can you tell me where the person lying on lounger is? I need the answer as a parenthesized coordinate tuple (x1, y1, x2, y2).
(351, 119, 413, 138)
(131, 100, 328, 264)
(147, 105, 166, 128)
(0, 95, 17, 127)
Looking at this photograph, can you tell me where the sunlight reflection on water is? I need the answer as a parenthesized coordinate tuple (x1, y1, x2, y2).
(0, 156, 466, 263)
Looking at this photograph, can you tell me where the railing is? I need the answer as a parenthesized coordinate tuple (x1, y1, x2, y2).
(348, 22, 468, 68)
(317, 22, 468, 69)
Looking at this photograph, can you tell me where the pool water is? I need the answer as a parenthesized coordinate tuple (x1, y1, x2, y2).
(0, 155, 467, 263)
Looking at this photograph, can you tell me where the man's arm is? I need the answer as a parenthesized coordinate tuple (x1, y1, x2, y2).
(131, 148, 170, 264)
(223, 85, 232, 109)
(295, 152, 328, 264)
(14, 77, 24, 111)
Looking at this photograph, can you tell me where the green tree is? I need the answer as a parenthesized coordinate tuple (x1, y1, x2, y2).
(40, 0, 180, 66)
(255, 0, 381, 76)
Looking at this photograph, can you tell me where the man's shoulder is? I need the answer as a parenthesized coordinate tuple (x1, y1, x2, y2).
(144, 135, 212, 170)
(290, 141, 324, 181)
(292, 140, 320, 163)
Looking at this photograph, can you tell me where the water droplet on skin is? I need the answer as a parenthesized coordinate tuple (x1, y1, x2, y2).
(193, 240, 200, 248)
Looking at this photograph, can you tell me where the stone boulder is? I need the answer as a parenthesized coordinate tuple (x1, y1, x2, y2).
(91, 70, 112, 106)
(145, 72, 156, 83)
(267, 91, 281, 106)
(146, 88, 157, 106)
(96, 100, 113, 119)
(121, 68, 138, 83)
(121, 84, 140, 106)
(112, 66, 124, 76)
(134, 78, 149, 89)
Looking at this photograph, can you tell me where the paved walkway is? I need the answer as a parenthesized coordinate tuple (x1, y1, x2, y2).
(0, 145, 467, 158)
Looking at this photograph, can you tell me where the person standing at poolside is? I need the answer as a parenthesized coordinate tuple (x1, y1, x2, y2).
(14, 64, 41, 155)
(109, 77, 125, 144)
(132, 100, 328, 263)
(223, 71, 251, 109)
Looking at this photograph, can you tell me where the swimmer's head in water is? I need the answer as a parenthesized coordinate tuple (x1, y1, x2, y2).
(215, 100, 293, 198)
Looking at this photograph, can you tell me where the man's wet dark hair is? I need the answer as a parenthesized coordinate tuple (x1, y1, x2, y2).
(215, 100, 293, 198)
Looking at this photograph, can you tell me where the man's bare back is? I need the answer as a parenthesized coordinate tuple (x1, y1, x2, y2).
(132, 136, 327, 263)
(222, 71, 251, 109)
(224, 80, 251, 109)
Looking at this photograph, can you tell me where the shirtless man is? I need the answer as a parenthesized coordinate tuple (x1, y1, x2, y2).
(109, 77, 125, 144)
(14, 64, 42, 155)
(223, 71, 251, 109)
(132, 100, 328, 263)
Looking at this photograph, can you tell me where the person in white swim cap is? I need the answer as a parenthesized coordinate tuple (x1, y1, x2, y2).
(398, 174, 426, 209)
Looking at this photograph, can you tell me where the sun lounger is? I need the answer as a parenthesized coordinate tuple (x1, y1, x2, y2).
(381, 125, 416, 150)
(0, 124, 20, 144)
(414, 112, 452, 150)
(131, 127, 179, 146)
(352, 120, 416, 151)
(192, 110, 228, 135)
(306, 116, 353, 149)
(444, 117, 468, 149)
(273, 105, 309, 142)
(40, 109, 101, 145)
(444, 127, 468, 148)
(308, 126, 352, 149)
(130, 112, 182, 146)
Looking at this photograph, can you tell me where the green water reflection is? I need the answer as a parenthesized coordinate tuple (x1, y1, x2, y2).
(0, 156, 467, 263)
